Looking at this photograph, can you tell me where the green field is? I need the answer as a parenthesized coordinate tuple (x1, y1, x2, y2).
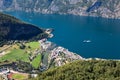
(26, 42, 40, 51)
(0, 41, 40, 63)
(32, 54, 41, 69)
(12, 73, 28, 80)
(0, 49, 29, 62)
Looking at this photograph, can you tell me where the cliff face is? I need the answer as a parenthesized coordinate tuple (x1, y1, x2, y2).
(0, 0, 120, 19)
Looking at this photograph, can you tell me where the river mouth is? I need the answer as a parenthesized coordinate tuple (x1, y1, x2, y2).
(4, 11, 120, 59)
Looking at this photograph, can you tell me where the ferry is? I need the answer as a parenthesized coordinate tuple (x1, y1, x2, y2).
(83, 40, 91, 43)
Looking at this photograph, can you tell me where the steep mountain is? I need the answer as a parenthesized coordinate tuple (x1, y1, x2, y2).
(0, 12, 48, 46)
(0, 0, 120, 19)
(32, 60, 120, 80)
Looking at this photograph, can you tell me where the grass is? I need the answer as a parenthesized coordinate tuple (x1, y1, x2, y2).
(26, 42, 40, 51)
(0, 49, 29, 62)
(0, 41, 42, 70)
(32, 54, 41, 69)
(0, 41, 40, 63)
(12, 73, 28, 80)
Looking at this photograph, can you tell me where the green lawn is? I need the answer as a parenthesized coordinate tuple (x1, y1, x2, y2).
(32, 54, 41, 69)
(0, 41, 40, 63)
(0, 49, 29, 62)
(12, 73, 28, 80)
(26, 42, 40, 51)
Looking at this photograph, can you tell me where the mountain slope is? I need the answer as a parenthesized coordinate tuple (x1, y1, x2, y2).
(32, 60, 120, 80)
(0, 12, 48, 46)
(0, 12, 82, 74)
(0, 0, 120, 19)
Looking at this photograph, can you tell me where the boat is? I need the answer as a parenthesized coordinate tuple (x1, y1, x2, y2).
(83, 40, 91, 43)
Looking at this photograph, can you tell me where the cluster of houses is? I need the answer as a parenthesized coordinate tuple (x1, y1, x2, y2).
(0, 67, 13, 80)
(39, 38, 83, 67)
(0, 67, 38, 80)
(49, 46, 83, 66)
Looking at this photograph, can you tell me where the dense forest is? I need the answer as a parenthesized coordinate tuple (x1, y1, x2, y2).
(0, 12, 48, 46)
(31, 60, 120, 80)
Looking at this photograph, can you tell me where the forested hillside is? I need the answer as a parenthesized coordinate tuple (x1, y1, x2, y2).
(0, 12, 48, 46)
(32, 60, 120, 80)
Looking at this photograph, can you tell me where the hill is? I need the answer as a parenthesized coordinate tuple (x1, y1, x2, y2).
(0, 12, 48, 46)
(0, 12, 82, 76)
(32, 60, 120, 80)
(0, 39, 82, 73)
(0, 0, 120, 19)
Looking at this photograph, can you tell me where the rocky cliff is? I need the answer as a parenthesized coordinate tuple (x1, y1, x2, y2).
(0, 0, 120, 19)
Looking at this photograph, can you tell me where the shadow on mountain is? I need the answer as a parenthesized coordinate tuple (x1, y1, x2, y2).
(0, 12, 48, 46)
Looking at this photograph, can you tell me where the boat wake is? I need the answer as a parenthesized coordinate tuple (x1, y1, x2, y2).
(83, 40, 91, 43)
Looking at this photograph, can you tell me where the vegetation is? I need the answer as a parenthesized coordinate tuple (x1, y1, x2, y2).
(15, 61, 33, 72)
(0, 41, 43, 73)
(26, 42, 40, 51)
(32, 54, 41, 69)
(0, 41, 40, 63)
(32, 60, 120, 80)
(0, 12, 48, 46)
(0, 48, 29, 62)
(12, 73, 28, 80)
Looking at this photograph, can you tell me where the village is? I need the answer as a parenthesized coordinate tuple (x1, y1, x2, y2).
(0, 28, 84, 80)
(0, 37, 83, 80)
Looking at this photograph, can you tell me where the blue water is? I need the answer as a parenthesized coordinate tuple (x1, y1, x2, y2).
(4, 11, 120, 59)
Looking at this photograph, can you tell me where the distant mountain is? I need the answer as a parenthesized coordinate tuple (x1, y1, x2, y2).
(0, 12, 48, 46)
(0, 0, 120, 19)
